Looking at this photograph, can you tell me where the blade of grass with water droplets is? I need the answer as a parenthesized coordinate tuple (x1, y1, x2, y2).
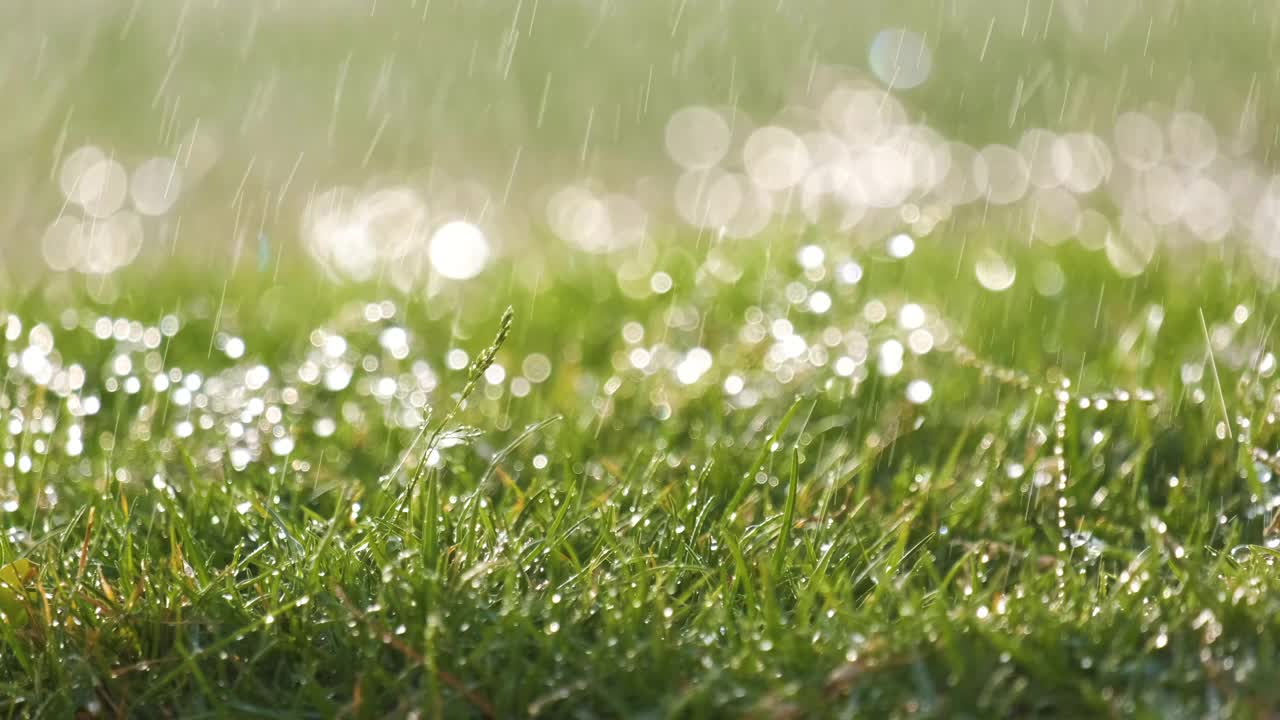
(724, 396, 806, 519)
(479, 414, 563, 488)
(773, 447, 800, 576)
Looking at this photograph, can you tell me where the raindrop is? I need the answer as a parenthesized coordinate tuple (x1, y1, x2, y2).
(905, 379, 932, 404)
(665, 106, 731, 169)
(974, 249, 1015, 291)
(429, 221, 489, 280)
(743, 126, 810, 191)
(887, 233, 915, 258)
(130, 157, 183, 216)
(1106, 214, 1156, 277)
(868, 29, 933, 89)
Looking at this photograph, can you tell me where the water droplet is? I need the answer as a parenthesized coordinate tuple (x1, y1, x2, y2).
(429, 221, 489, 280)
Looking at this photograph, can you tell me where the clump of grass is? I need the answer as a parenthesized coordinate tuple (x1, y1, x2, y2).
(0, 242, 1277, 717)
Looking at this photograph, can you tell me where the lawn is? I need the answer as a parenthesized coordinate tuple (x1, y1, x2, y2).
(0, 235, 1276, 718)
(6, 1, 1280, 718)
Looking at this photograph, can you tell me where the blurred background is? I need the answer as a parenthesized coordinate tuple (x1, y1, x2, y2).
(3, 0, 1279, 292)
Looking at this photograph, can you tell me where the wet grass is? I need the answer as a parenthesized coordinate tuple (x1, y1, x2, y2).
(0, 235, 1279, 718)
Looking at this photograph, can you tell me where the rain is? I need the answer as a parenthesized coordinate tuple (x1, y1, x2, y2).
(2, 1, 1280, 716)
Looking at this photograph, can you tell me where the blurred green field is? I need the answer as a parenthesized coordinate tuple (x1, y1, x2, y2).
(4, 1, 1280, 275)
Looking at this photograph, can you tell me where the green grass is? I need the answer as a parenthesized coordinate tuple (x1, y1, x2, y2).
(6, 2, 1280, 717)
(0, 234, 1278, 718)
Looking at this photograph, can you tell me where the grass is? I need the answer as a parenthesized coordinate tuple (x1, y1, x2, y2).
(5, 2, 1280, 717)
(0, 232, 1278, 718)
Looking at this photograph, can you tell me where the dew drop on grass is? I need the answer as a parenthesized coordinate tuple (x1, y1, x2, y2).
(878, 340, 904, 376)
(905, 379, 932, 404)
(314, 418, 336, 437)
(650, 272, 673, 294)
(523, 354, 553, 383)
(797, 245, 824, 269)
(230, 447, 252, 470)
(837, 261, 863, 285)
(1068, 531, 1105, 561)
(887, 233, 915, 258)
(808, 291, 832, 314)
(833, 358, 856, 377)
